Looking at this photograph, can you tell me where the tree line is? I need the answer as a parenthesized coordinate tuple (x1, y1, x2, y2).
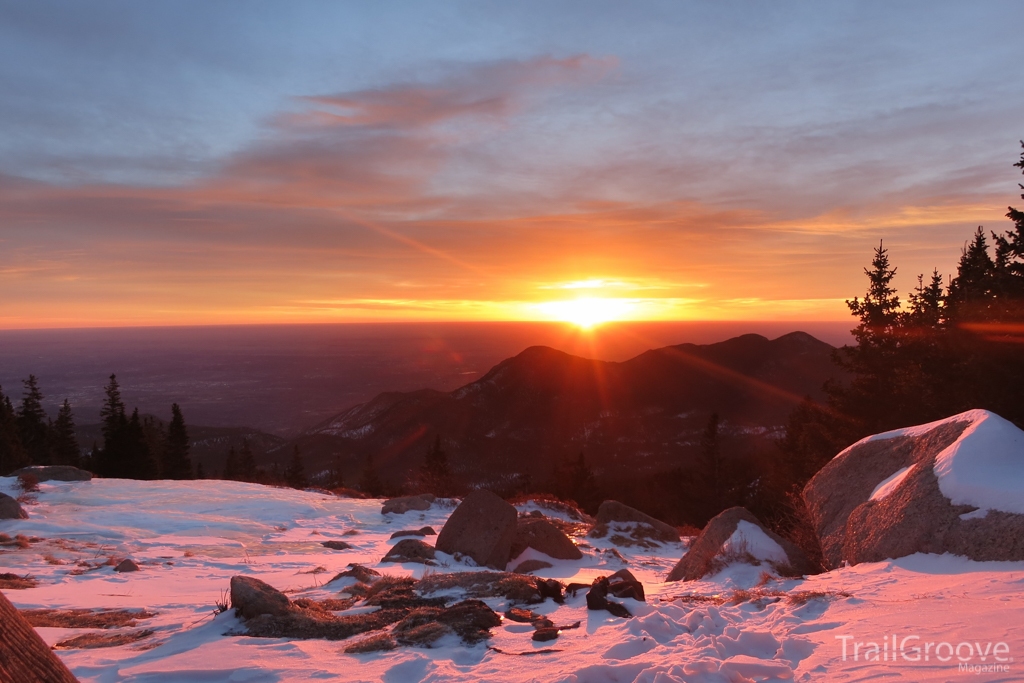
(0, 374, 195, 480)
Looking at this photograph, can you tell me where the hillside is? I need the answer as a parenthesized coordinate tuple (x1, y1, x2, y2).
(285, 332, 840, 486)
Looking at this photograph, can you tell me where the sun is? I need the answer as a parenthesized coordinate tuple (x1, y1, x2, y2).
(535, 297, 636, 329)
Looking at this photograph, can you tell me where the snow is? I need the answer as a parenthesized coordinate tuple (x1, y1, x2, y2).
(869, 465, 914, 501)
(1, 477, 1022, 682)
(721, 520, 788, 566)
(835, 409, 1024, 516)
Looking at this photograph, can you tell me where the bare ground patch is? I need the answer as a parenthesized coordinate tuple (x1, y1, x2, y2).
(55, 629, 155, 650)
(21, 608, 157, 629)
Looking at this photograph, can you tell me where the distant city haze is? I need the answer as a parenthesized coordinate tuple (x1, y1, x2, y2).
(0, 322, 850, 435)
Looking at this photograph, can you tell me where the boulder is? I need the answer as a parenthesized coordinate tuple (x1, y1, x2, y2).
(328, 563, 381, 585)
(382, 494, 435, 515)
(588, 500, 679, 545)
(0, 492, 28, 520)
(114, 559, 140, 573)
(230, 575, 293, 620)
(381, 539, 437, 565)
(512, 559, 553, 574)
(435, 489, 518, 569)
(667, 507, 810, 581)
(10, 465, 92, 482)
(803, 409, 1024, 570)
(321, 540, 353, 550)
(509, 518, 582, 561)
(0, 589, 79, 683)
(389, 526, 436, 539)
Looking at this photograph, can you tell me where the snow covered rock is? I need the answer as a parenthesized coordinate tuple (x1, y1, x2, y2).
(667, 507, 810, 581)
(10, 465, 92, 482)
(435, 489, 518, 569)
(381, 494, 435, 515)
(509, 518, 582, 562)
(588, 500, 679, 545)
(230, 575, 293, 620)
(803, 409, 1024, 569)
(0, 492, 28, 520)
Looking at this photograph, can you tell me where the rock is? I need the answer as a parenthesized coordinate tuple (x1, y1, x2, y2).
(230, 575, 293, 620)
(509, 518, 582, 561)
(381, 539, 436, 564)
(382, 494, 436, 515)
(532, 627, 559, 642)
(667, 507, 810, 581)
(803, 409, 1024, 569)
(10, 465, 92, 482)
(512, 559, 553, 574)
(0, 492, 28, 520)
(389, 526, 436, 539)
(606, 568, 645, 601)
(588, 500, 679, 545)
(114, 559, 140, 573)
(504, 607, 540, 623)
(321, 540, 353, 550)
(536, 578, 565, 604)
(585, 577, 631, 618)
(0, 589, 79, 683)
(329, 563, 380, 585)
(435, 489, 518, 569)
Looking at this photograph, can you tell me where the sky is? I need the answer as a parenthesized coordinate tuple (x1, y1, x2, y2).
(1, 1, 1023, 328)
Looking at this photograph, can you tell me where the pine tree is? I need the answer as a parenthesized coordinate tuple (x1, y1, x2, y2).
(51, 400, 80, 467)
(163, 403, 192, 480)
(946, 227, 996, 323)
(239, 438, 256, 482)
(567, 451, 599, 512)
(124, 408, 157, 480)
(17, 375, 50, 465)
(359, 454, 385, 497)
(698, 412, 723, 519)
(419, 434, 452, 495)
(97, 374, 127, 477)
(285, 446, 306, 489)
(222, 446, 240, 480)
(196, 462, 206, 479)
(0, 387, 27, 476)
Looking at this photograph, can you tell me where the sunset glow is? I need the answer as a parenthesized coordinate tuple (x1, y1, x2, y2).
(0, 4, 1021, 329)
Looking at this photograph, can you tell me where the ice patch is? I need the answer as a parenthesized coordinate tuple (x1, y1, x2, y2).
(870, 465, 914, 501)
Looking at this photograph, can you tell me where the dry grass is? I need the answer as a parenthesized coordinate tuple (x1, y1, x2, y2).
(55, 629, 154, 650)
(22, 608, 157, 629)
(43, 553, 65, 565)
(0, 573, 37, 589)
(0, 533, 41, 549)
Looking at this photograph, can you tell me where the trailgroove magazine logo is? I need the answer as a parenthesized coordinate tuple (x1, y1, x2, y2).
(836, 635, 1013, 674)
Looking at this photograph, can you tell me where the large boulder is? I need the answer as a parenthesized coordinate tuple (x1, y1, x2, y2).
(588, 500, 679, 545)
(803, 409, 1024, 570)
(381, 494, 435, 515)
(0, 492, 28, 520)
(381, 539, 437, 565)
(0, 590, 79, 683)
(230, 576, 293, 620)
(435, 490, 518, 569)
(667, 507, 811, 581)
(509, 518, 582, 561)
(10, 465, 92, 482)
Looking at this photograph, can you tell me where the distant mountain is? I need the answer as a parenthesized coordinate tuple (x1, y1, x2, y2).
(286, 332, 841, 486)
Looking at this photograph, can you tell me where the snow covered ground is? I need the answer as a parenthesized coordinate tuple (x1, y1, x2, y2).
(1, 477, 1022, 682)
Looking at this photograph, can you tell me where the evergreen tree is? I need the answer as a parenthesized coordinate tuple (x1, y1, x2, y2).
(239, 439, 257, 482)
(0, 386, 27, 475)
(359, 454, 385, 497)
(97, 374, 127, 477)
(123, 408, 158, 479)
(419, 434, 453, 495)
(697, 412, 723, 519)
(17, 375, 50, 465)
(141, 416, 167, 477)
(196, 462, 206, 479)
(222, 446, 240, 480)
(163, 403, 192, 480)
(945, 227, 997, 323)
(51, 399, 80, 467)
(285, 446, 307, 489)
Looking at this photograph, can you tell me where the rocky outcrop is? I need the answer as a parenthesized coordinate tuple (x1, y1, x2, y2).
(0, 589, 79, 683)
(389, 526, 436, 539)
(667, 507, 810, 581)
(0, 492, 28, 520)
(10, 465, 92, 482)
(381, 494, 435, 515)
(114, 559, 140, 573)
(588, 500, 679, 546)
(230, 576, 293, 620)
(435, 490, 518, 569)
(381, 539, 437, 565)
(509, 518, 582, 561)
(803, 410, 1024, 569)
